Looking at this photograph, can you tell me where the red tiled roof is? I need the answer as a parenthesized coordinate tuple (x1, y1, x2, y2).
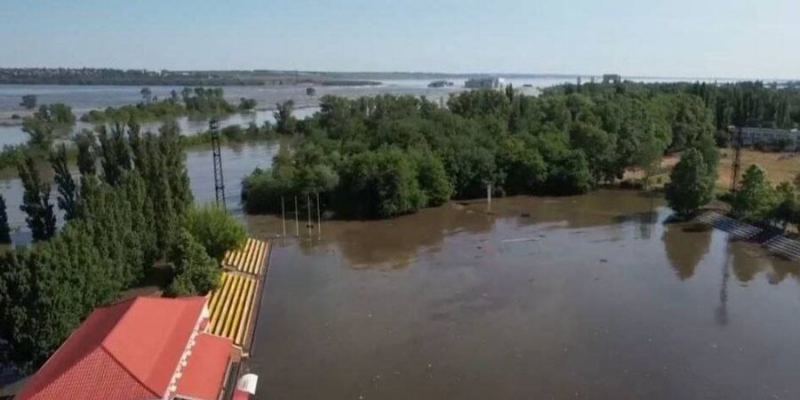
(16, 296, 208, 400)
(175, 334, 232, 400)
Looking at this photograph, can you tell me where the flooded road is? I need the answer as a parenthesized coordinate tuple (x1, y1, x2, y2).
(246, 191, 800, 400)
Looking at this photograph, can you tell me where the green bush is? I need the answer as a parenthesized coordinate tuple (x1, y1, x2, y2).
(165, 229, 221, 297)
(186, 205, 247, 261)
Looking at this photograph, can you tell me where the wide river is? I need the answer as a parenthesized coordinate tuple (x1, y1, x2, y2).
(245, 191, 800, 400)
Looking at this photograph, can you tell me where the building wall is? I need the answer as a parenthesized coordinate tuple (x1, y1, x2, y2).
(738, 128, 800, 151)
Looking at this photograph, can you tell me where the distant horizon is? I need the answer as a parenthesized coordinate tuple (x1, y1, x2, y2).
(0, 66, 794, 83)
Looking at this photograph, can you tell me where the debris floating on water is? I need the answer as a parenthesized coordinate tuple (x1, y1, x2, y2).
(501, 237, 539, 244)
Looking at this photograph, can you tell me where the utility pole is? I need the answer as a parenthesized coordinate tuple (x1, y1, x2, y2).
(316, 192, 321, 239)
(281, 196, 286, 237)
(731, 127, 743, 193)
(486, 183, 492, 213)
(294, 196, 299, 237)
(307, 193, 312, 238)
(210, 119, 226, 210)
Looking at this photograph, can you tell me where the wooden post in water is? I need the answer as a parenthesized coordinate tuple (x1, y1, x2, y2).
(294, 196, 299, 237)
(281, 196, 286, 238)
(316, 192, 322, 239)
(307, 194, 312, 238)
(486, 183, 492, 213)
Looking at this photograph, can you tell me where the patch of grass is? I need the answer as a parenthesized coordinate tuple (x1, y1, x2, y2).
(718, 148, 800, 186)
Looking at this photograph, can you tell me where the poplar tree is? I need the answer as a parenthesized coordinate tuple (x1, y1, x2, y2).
(18, 156, 56, 241)
(50, 144, 79, 221)
(0, 192, 11, 244)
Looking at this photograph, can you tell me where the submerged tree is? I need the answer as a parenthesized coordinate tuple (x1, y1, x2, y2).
(665, 148, 713, 218)
(770, 181, 797, 231)
(732, 165, 774, 221)
(274, 100, 297, 134)
(21, 117, 55, 151)
(140, 87, 152, 103)
(20, 94, 37, 110)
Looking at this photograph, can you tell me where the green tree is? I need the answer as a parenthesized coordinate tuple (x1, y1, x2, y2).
(140, 87, 152, 103)
(238, 97, 257, 111)
(0, 193, 11, 244)
(496, 134, 547, 194)
(159, 121, 193, 215)
(732, 165, 774, 220)
(20, 94, 37, 110)
(669, 95, 715, 152)
(98, 124, 131, 186)
(569, 122, 616, 183)
(34, 104, 76, 125)
(665, 148, 713, 218)
(165, 229, 221, 296)
(22, 116, 55, 151)
(632, 132, 666, 189)
(769, 181, 797, 231)
(275, 100, 297, 134)
(18, 156, 56, 241)
(75, 130, 97, 177)
(185, 205, 246, 261)
(337, 147, 426, 218)
(50, 144, 79, 221)
(412, 149, 452, 206)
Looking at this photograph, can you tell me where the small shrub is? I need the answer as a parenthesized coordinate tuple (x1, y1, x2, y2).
(186, 205, 247, 261)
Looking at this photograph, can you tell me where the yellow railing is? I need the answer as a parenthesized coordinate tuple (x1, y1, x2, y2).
(206, 272, 258, 346)
(222, 238, 269, 276)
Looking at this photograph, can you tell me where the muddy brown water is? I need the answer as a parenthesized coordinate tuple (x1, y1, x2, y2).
(244, 190, 800, 400)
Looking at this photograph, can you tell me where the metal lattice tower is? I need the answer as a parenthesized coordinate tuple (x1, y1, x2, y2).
(210, 119, 226, 210)
(730, 127, 743, 193)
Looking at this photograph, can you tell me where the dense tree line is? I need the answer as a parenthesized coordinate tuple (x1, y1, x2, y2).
(0, 68, 266, 86)
(0, 121, 245, 373)
(243, 87, 718, 218)
(686, 81, 800, 131)
(81, 87, 256, 123)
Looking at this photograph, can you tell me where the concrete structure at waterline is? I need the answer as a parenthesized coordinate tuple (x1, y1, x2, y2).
(465, 76, 506, 89)
(733, 126, 800, 151)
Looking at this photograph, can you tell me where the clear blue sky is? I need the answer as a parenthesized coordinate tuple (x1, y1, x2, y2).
(2, 0, 798, 79)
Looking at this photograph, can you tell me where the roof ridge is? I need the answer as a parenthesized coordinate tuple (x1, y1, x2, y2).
(100, 297, 140, 346)
(98, 343, 162, 398)
(100, 297, 169, 397)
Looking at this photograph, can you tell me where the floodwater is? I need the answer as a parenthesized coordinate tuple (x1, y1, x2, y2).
(245, 191, 800, 400)
(0, 78, 556, 146)
(0, 107, 320, 147)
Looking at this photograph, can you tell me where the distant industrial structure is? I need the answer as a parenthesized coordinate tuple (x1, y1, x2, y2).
(602, 74, 622, 84)
(465, 77, 506, 89)
(736, 127, 800, 151)
(428, 80, 454, 88)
